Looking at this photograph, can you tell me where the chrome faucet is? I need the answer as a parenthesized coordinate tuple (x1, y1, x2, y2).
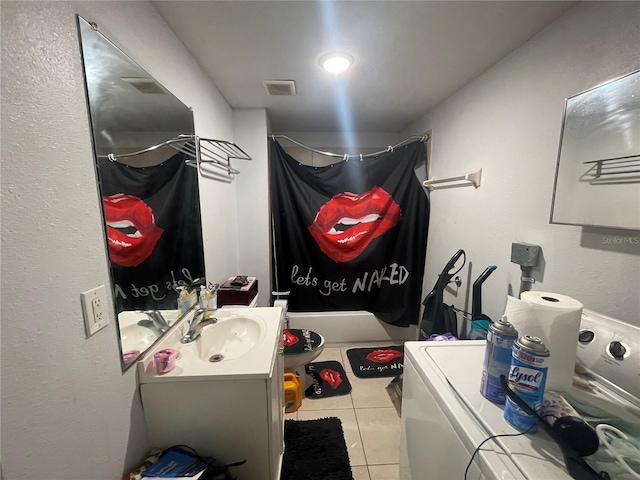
(136, 309, 170, 333)
(180, 308, 218, 343)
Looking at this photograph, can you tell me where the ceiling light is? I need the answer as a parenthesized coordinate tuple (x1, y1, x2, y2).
(320, 52, 353, 74)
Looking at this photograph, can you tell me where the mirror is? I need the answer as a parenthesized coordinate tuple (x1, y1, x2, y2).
(77, 16, 205, 370)
(551, 69, 640, 230)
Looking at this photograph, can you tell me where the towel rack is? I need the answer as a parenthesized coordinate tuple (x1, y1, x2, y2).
(423, 168, 482, 190)
(583, 154, 640, 181)
(100, 134, 252, 180)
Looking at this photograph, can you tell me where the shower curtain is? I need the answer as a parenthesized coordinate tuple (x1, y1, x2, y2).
(98, 152, 205, 311)
(270, 139, 430, 327)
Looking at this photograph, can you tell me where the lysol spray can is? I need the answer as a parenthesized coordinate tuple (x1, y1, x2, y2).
(480, 316, 519, 404)
(503, 335, 550, 433)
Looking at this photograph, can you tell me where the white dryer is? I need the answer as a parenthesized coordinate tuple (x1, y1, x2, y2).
(399, 310, 640, 480)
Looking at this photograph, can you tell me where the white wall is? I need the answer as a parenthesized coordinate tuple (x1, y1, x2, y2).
(0, 2, 236, 478)
(234, 109, 271, 305)
(403, 1, 640, 327)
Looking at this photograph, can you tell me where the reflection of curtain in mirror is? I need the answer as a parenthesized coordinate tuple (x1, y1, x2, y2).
(97, 152, 205, 311)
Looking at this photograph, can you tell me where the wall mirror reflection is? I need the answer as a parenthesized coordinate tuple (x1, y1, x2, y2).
(551, 69, 640, 230)
(77, 16, 205, 370)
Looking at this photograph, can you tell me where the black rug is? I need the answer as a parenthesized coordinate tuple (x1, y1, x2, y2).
(281, 418, 353, 480)
(346, 345, 404, 378)
(305, 361, 352, 399)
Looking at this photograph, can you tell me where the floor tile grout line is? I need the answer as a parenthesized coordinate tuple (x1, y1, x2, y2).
(300, 406, 353, 411)
(355, 405, 402, 468)
(353, 405, 372, 466)
(340, 348, 356, 411)
(354, 405, 397, 409)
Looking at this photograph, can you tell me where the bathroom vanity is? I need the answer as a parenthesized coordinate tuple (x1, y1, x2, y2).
(137, 307, 285, 480)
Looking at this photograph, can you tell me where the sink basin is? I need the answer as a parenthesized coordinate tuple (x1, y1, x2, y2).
(118, 309, 183, 358)
(138, 307, 282, 381)
(120, 323, 158, 353)
(195, 316, 262, 361)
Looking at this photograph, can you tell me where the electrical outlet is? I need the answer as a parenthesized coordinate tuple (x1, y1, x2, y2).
(91, 296, 104, 323)
(81, 284, 109, 337)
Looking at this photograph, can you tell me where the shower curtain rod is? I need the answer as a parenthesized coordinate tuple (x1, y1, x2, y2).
(269, 134, 429, 160)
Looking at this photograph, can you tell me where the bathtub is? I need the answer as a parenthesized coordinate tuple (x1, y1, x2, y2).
(285, 310, 418, 344)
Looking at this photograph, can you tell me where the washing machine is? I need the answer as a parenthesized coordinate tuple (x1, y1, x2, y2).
(399, 309, 640, 480)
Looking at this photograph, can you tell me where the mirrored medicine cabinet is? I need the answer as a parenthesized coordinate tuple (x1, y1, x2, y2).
(551, 69, 640, 230)
(76, 16, 206, 370)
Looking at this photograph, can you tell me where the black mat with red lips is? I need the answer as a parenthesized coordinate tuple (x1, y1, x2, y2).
(304, 361, 352, 399)
(346, 346, 404, 378)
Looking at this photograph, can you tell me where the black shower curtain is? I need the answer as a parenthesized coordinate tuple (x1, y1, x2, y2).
(270, 139, 430, 327)
(98, 152, 205, 311)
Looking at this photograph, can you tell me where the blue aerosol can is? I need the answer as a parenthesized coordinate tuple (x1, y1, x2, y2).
(503, 335, 550, 432)
(480, 316, 519, 404)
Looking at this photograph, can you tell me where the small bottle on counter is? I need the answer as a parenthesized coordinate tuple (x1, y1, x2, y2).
(177, 287, 197, 314)
(199, 285, 217, 309)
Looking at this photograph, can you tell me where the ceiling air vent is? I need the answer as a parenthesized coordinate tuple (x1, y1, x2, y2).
(263, 80, 297, 96)
(121, 77, 167, 94)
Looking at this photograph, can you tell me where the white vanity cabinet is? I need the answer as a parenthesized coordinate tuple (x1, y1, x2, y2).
(138, 307, 285, 480)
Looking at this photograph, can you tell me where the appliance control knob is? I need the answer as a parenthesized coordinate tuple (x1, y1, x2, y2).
(609, 341, 626, 360)
(578, 330, 595, 344)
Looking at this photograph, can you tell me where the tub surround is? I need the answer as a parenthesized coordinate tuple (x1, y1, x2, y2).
(287, 310, 419, 344)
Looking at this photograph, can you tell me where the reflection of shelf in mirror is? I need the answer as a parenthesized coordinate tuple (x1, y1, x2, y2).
(101, 134, 252, 181)
(583, 154, 640, 180)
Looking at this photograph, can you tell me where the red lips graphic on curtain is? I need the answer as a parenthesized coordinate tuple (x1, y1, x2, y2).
(308, 186, 401, 263)
(366, 349, 404, 363)
(102, 194, 163, 267)
(319, 368, 343, 389)
(282, 330, 300, 346)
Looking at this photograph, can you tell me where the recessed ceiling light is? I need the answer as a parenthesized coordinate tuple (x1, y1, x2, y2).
(320, 52, 354, 74)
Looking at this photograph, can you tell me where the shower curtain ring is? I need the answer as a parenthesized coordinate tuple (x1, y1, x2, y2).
(343, 154, 349, 161)
(360, 154, 363, 161)
(387, 145, 393, 152)
(108, 153, 117, 162)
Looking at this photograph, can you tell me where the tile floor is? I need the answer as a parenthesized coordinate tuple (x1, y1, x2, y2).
(285, 342, 402, 480)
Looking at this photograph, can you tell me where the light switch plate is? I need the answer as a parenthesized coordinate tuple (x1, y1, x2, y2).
(81, 284, 109, 337)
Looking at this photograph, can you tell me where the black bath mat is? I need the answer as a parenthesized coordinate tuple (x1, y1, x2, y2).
(305, 361, 352, 399)
(281, 417, 353, 480)
(346, 345, 404, 378)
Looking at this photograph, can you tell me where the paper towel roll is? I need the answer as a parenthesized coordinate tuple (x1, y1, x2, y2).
(504, 291, 583, 392)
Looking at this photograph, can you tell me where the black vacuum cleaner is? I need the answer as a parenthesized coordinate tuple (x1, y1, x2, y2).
(419, 249, 466, 340)
(388, 250, 467, 415)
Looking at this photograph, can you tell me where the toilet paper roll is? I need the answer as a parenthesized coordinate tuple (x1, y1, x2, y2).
(504, 291, 583, 392)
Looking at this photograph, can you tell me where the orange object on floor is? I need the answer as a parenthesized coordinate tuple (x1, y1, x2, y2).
(284, 372, 302, 413)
